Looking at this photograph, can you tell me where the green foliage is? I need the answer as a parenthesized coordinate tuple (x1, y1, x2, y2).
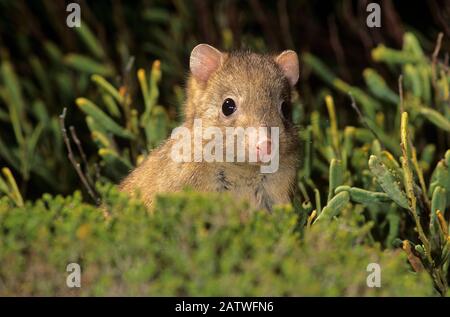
(0, 56, 71, 195)
(0, 2, 448, 296)
(75, 61, 171, 185)
(0, 186, 433, 296)
(0, 167, 23, 207)
(0, 2, 182, 195)
(302, 32, 450, 295)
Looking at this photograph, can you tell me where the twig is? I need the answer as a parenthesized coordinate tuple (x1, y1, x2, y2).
(59, 108, 100, 205)
(348, 93, 382, 142)
(431, 32, 443, 65)
(69, 125, 95, 187)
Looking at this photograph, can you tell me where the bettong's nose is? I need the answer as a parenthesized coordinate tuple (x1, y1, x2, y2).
(256, 138, 272, 162)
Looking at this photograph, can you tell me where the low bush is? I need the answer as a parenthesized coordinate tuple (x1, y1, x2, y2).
(0, 185, 434, 296)
(0, 2, 448, 296)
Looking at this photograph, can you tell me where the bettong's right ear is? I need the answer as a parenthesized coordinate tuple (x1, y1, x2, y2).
(190, 44, 224, 83)
(275, 50, 299, 87)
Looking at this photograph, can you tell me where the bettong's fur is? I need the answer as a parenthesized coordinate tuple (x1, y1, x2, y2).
(120, 44, 300, 210)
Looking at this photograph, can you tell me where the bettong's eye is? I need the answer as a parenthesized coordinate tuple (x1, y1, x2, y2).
(222, 98, 237, 116)
(280, 101, 292, 121)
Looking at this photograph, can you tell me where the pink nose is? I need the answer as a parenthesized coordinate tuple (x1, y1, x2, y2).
(257, 139, 272, 157)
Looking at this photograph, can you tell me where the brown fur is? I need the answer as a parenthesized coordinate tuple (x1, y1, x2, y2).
(120, 49, 300, 210)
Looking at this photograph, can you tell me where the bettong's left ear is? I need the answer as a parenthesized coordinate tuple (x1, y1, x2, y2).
(190, 44, 224, 83)
(275, 50, 299, 87)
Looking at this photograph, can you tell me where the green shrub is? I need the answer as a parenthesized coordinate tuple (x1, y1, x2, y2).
(0, 185, 434, 296)
(300, 32, 450, 295)
(0, 2, 448, 296)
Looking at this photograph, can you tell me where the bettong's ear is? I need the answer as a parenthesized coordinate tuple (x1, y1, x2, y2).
(190, 44, 224, 83)
(275, 50, 299, 87)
